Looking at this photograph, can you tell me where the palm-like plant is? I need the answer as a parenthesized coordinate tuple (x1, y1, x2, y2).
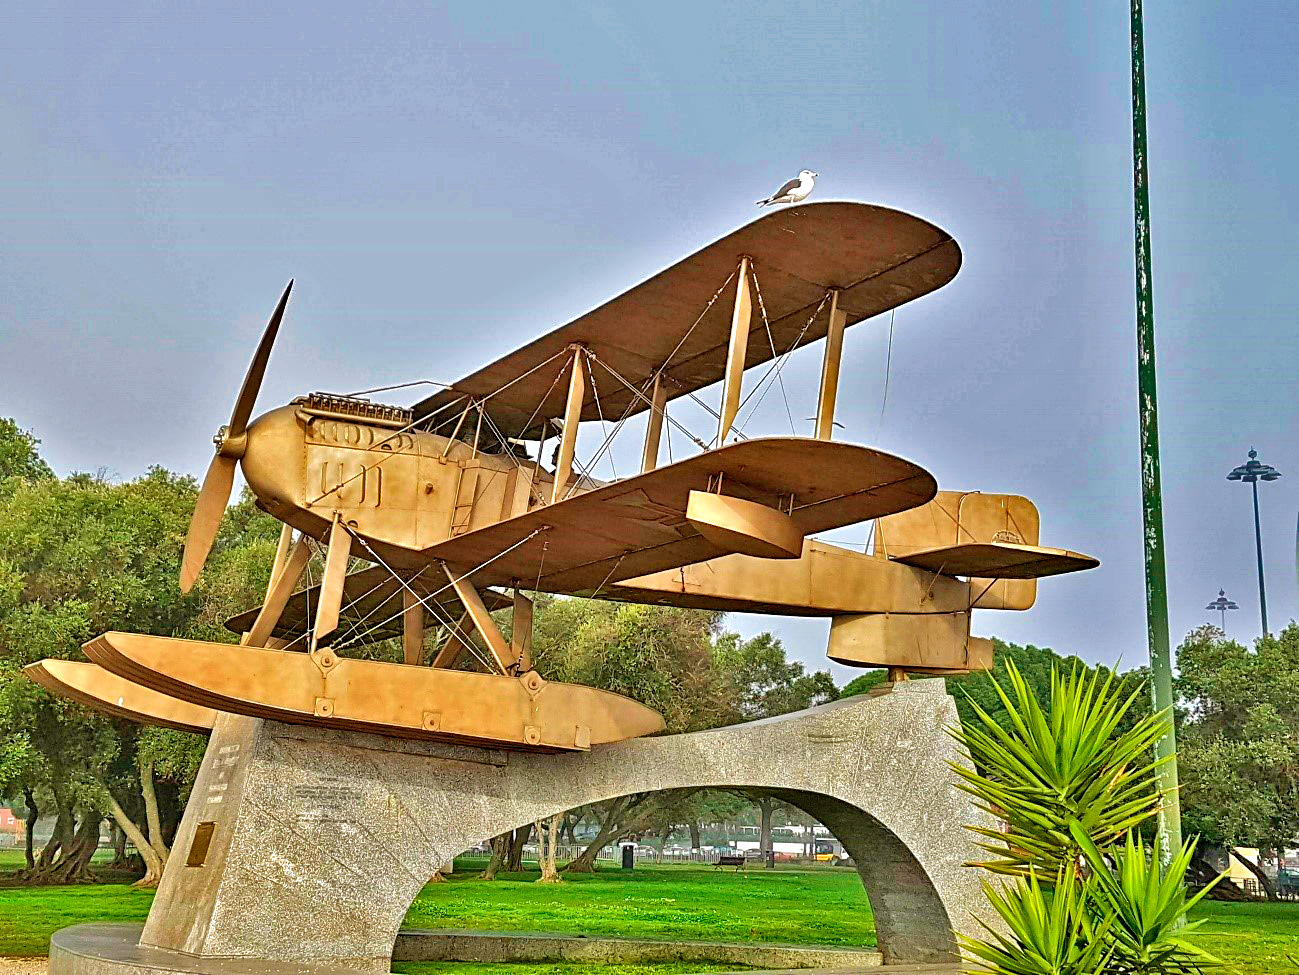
(1071, 825, 1220, 975)
(960, 866, 1113, 975)
(950, 661, 1169, 878)
(951, 661, 1223, 975)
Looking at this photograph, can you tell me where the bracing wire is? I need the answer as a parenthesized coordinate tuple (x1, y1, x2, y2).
(731, 292, 831, 438)
(585, 353, 617, 480)
(748, 263, 797, 434)
(332, 527, 545, 659)
(343, 379, 453, 397)
(331, 565, 431, 648)
(878, 308, 896, 435)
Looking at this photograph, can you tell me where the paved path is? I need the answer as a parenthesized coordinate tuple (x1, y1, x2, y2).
(0, 959, 47, 975)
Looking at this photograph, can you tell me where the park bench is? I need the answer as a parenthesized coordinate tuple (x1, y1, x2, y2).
(714, 854, 745, 871)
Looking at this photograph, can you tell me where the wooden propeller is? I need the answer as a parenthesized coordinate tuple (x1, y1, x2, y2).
(180, 280, 293, 592)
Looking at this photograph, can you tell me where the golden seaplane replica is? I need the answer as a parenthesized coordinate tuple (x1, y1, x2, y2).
(28, 201, 1097, 753)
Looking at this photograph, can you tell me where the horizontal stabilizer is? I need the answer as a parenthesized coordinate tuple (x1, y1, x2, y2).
(889, 542, 1099, 579)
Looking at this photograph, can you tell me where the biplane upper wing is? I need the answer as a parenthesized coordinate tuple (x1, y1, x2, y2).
(224, 565, 512, 644)
(420, 438, 936, 593)
(412, 202, 960, 439)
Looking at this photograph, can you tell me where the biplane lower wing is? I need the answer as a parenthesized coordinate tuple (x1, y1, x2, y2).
(25, 658, 216, 733)
(422, 437, 936, 593)
(223, 564, 511, 644)
(890, 542, 1099, 579)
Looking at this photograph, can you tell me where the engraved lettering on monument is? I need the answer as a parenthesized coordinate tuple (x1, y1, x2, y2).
(293, 774, 365, 825)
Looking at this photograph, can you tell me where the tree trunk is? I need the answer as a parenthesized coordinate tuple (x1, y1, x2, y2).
(656, 823, 672, 862)
(689, 821, 702, 851)
(106, 793, 165, 888)
(506, 823, 532, 872)
(1190, 854, 1244, 899)
(108, 823, 129, 867)
(535, 813, 562, 883)
(43, 810, 102, 884)
(140, 760, 170, 861)
(550, 813, 566, 874)
(757, 797, 774, 867)
(560, 812, 579, 845)
(1231, 848, 1277, 901)
(565, 801, 628, 874)
(34, 790, 73, 872)
(480, 832, 509, 880)
(22, 788, 37, 870)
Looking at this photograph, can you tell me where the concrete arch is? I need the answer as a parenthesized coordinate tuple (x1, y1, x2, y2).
(139, 680, 994, 970)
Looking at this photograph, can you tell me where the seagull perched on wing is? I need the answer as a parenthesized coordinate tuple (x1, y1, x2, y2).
(757, 170, 817, 206)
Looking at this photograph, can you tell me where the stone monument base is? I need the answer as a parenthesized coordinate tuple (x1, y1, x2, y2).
(49, 681, 992, 975)
(52, 925, 963, 975)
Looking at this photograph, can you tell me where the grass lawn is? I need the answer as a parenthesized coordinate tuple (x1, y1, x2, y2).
(1190, 901, 1299, 974)
(391, 966, 743, 975)
(403, 860, 875, 947)
(0, 856, 1294, 975)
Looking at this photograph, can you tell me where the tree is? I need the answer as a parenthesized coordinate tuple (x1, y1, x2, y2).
(839, 669, 888, 698)
(0, 465, 200, 881)
(672, 789, 745, 851)
(1176, 623, 1299, 900)
(945, 638, 1114, 729)
(838, 641, 1078, 720)
(713, 630, 837, 859)
(0, 428, 281, 884)
(0, 419, 53, 484)
(548, 601, 729, 733)
(714, 630, 838, 722)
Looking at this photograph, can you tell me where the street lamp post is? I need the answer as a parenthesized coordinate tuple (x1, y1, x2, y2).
(1227, 448, 1281, 636)
(1205, 589, 1239, 633)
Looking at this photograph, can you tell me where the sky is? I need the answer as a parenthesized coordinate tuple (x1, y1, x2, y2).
(2, 1, 1297, 683)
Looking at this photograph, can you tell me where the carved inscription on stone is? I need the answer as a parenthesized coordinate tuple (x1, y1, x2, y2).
(206, 742, 241, 806)
(292, 774, 365, 825)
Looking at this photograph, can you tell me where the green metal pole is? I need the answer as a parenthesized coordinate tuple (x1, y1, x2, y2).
(1130, 0, 1183, 862)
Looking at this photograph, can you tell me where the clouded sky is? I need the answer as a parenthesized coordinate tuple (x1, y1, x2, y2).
(3, 1, 1296, 681)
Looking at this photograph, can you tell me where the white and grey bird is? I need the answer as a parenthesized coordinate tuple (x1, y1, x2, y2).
(756, 169, 817, 206)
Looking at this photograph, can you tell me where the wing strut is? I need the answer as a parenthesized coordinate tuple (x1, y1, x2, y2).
(640, 373, 668, 473)
(431, 611, 474, 668)
(512, 589, 534, 671)
(312, 515, 353, 645)
(402, 588, 425, 665)
(717, 256, 752, 445)
(552, 344, 587, 503)
(246, 536, 312, 648)
(814, 290, 847, 440)
(443, 565, 513, 674)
